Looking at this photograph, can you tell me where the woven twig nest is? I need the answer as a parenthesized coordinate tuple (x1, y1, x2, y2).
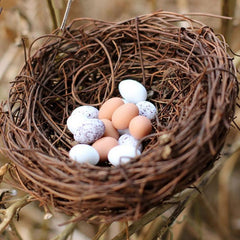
(0, 11, 238, 223)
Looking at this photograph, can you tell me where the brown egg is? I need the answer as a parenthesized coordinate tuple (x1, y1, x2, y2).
(98, 97, 124, 120)
(112, 103, 139, 130)
(92, 137, 119, 161)
(101, 119, 119, 139)
(129, 115, 152, 140)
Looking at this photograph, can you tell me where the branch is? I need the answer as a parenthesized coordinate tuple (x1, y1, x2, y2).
(0, 195, 32, 234)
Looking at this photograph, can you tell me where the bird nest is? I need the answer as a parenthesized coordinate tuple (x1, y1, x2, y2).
(0, 11, 238, 223)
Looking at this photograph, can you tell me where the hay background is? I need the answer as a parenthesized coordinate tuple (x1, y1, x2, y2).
(1, 1, 240, 240)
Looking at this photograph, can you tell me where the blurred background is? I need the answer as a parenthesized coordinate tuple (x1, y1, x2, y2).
(1, 0, 240, 239)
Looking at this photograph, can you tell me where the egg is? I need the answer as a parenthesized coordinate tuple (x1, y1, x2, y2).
(74, 119, 105, 144)
(136, 101, 157, 120)
(67, 114, 86, 134)
(129, 115, 152, 140)
(69, 144, 99, 165)
(112, 103, 139, 129)
(101, 119, 119, 139)
(92, 137, 119, 161)
(71, 105, 99, 119)
(118, 134, 142, 151)
(108, 145, 141, 166)
(118, 79, 147, 103)
(118, 128, 130, 136)
(98, 97, 124, 120)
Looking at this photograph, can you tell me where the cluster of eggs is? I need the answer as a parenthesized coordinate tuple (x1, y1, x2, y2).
(67, 79, 157, 166)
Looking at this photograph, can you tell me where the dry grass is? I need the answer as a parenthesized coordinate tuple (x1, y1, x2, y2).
(1, 0, 240, 239)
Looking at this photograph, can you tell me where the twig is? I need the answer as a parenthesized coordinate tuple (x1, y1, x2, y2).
(155, 198, 189, 239)
(0, 195, 31, 234)
(218, 148, 240, 237)
(9, 221, 24, 240)
(93, 223, 111, 240)
(143, 205, 190, 240)
(111, 203, 174, 240)
(135, 17, 146, 85)
(46, 0, 59, 30)
(51, 221, 78, 240)
(60, 0, 73, 30)
(200, 193, 232, 240)
(0, 163, 9, 183)
(221, 0, 236, 44)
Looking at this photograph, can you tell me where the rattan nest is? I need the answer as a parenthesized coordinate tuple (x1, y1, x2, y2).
(0, 11, 238, 223)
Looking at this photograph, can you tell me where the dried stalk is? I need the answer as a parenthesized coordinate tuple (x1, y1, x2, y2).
(60, 0, 73, 30)
(51, 221, 78, 240)
(0, 163, 9, 183)
(200, 193, 232, 240)
(0, 195, 32, 234)
(93, 223, 112, 240)
(46, 0, 59, 30)
(221, 0, 236, 44)
(218, 148, 240, 237)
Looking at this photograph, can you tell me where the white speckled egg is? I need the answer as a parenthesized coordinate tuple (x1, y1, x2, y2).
(108, 145, 141, 166)
(118, 128, 130, 135)
(71, 105, 99, 119)
(136, 101, 157, 120)
(67, 114, 86, 134)
(74, 119, 105, 144)
(118, 134, 142, 151)
(69, 144, 99, 165)
(118, 79, 147, 103)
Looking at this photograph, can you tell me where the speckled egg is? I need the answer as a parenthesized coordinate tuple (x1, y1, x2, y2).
(108, 145, 141, 166)
(118, 79, 147, 103)
(69, 144, 100, 165)
(118, 128, 130, 136)
(112, 103, 139, 129)
(118, 134, 142, 151)
(66, 114, 84, 134)
(71, 105, 99, 119)
(74, 119, 105, 144)
(136, 101, 157, 120)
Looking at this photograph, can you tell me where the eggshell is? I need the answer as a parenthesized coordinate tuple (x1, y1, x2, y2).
(92, 137, 119, 161)
(118, 134, 142, 151)
(69, 144, 99, 165)
(67, 114, 86, 134)
(108, 145, 141, 166)
(118, 128, 130, 136)
(136, 101, 157, 120)
(71, 105, 99, 119)
(129, 115, 152, 140)
(112, 103, 139, 130)
(118, 79, 147, 103)
(98, 97, 124, 120)
(74, 119, 105, 144)
(101, 119, 119, 139)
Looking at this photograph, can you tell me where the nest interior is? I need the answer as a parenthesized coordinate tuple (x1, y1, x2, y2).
(0, 11, 238, 223)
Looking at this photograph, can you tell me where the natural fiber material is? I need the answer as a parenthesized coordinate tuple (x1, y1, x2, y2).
(0, 11, 238, 223)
